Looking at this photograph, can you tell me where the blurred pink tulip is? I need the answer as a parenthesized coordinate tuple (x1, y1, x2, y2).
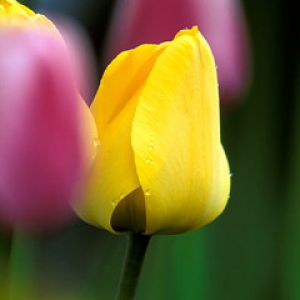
(105, 0, 250, 104)
(0, 26, 85, 231)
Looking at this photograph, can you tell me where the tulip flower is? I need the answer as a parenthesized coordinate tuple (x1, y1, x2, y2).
(0, 0, 97, 231)
(105, 0, 250, 104)
(76, 26, 231, 235)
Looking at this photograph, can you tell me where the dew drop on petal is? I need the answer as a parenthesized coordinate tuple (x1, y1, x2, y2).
(144, 189, 151, 197)
(146, 158, 154, 165)
(91, 138, 100, 160)
(148, 144, 154, 151)
(112, 198, 118, 207)
(93, 138, 100, 148)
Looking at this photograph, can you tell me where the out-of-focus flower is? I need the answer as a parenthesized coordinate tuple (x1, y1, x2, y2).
(0, 0, 97, 231)
(51, 17, 98, 104)
(105, 0, 250, 105)
(75, 27, 230, 235)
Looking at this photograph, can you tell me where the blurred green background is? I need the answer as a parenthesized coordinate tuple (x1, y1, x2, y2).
(1, 0, 299, 299)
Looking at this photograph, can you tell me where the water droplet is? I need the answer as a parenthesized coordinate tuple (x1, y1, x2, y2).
(148, 144, 154, 151)
(148, 139, 154, 151)
(146, 159, 154, 165)
(93, 138, 100, 148)
(112, 195, 123, 207)
(144, 189, 151, 197)
(91, 139, 100, 160)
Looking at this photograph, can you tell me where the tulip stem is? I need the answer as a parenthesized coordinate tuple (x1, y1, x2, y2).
(116, 233, 151, 300)
(9, 230, 36, 300)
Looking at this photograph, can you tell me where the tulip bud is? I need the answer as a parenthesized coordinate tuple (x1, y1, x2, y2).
(76, 27, 231, 235)
(105, 0, 250, 104)
(0, 0, 97, 231)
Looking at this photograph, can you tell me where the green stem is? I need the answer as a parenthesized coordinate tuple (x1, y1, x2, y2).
(116, 234, 151, 300)
(9, 230, 36, 300)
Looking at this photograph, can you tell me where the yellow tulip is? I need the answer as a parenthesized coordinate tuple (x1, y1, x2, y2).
(76, 26, 230, 235)
(0, 0, 55, 29)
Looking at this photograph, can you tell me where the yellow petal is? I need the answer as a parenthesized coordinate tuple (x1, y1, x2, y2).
(0, 0, 61, 34)
(191, 146, 230, 230)
(76, 43, 168, 233)
(78, 98, 99, 168)
(92, 42, 168, 137)
(131, 27, 230, 234)
(0, 0, 35, 19)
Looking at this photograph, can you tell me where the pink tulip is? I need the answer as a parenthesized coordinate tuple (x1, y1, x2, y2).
(105, 0, 250, 104)
(0, 26, 85, 232)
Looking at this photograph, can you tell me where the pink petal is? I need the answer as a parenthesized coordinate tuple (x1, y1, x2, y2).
(105, 0, 250, 104)
(0, 26, 84, 232)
